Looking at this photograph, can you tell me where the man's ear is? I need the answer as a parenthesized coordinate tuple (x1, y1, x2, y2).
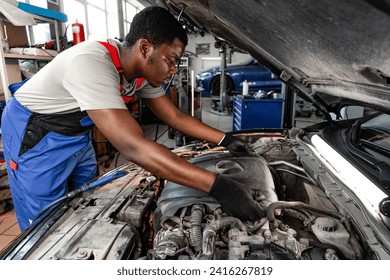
(139, 39, 152, 58)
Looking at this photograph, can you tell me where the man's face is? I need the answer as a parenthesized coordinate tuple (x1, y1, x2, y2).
(144, 38, 185, 87)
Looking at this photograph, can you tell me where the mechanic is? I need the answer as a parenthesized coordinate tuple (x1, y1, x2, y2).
(1, 6, 263, 231)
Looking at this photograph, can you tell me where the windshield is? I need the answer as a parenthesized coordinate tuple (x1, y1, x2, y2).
(345, 113, 390, 191)
(359, 114, 390, 165)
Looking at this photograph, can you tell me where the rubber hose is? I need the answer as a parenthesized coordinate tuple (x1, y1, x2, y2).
(189, 204, 203, 252)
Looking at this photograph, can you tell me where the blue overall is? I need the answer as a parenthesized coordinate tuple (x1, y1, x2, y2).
(1, 95, 97, 230)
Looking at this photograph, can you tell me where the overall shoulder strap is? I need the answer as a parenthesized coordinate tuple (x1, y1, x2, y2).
(135, 78, 144, 88)
(98, 41, 124, 92)
(98, 41, 145, 93)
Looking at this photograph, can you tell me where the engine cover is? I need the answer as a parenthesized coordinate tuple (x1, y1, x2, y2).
(156, 152, 278, 218)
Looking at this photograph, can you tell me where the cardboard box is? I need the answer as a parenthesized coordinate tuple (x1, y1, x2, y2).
(4, 22, 29, 48)
(0, 59, 22, 95)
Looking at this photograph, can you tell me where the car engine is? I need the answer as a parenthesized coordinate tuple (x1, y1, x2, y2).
(9, 130, 371, 260)
(148, 132, 363, 260)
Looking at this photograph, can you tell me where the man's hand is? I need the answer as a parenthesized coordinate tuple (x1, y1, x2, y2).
(218, 133, 247, 152)
(209, 174, 264, 220)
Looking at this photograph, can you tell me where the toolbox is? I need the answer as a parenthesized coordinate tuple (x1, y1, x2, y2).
(232, 95, 284, 131)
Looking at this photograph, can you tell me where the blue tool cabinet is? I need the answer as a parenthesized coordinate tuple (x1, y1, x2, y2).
(232, 95, 284, 131)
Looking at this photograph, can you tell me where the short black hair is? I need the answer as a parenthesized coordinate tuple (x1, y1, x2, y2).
(124, 6, 188, 47)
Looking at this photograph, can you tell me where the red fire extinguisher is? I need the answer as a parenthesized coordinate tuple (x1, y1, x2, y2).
(72, 20, 85, 45)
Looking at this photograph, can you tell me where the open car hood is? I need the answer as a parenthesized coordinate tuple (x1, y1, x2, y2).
(163, 0, 390, 114)
(2, 0, 390, 262)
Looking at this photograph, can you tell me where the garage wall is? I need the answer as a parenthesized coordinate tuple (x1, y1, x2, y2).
(28, 1, 251, 77)
(60, 0, 250, 75)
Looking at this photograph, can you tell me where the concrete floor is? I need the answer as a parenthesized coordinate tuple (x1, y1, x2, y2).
(0, 97, 321, 252)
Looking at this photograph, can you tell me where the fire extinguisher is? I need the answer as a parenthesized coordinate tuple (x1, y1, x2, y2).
(72, 20, 85, 45)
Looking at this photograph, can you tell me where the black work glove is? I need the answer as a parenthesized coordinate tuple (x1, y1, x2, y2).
(209, 174, 264, 220)
(218, 133, 247, 152)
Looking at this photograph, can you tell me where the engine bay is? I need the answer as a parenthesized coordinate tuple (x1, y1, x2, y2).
(13, 130, 372, 260)
(149, 132, 363, 260)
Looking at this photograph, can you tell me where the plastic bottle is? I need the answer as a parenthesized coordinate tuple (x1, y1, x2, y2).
(242, 80, 249, 96)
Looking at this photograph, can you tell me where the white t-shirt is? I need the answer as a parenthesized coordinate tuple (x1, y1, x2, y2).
(14, 40, 165, 114)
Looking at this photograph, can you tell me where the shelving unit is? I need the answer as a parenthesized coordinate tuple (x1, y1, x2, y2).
(176, 56, 201, 119)
(178, 56, 189, 89)
(174, 57, 190, 113)
(0, 3, 66, 101)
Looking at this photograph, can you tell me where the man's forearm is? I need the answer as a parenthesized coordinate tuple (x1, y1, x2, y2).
(122, 136, 217, 192)
(170, 113, 225, 144)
